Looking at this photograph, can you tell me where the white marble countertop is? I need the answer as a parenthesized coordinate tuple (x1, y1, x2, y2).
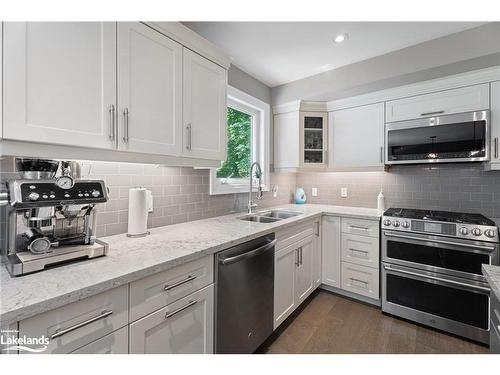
(483, 264, 500, 301)
(0, 204, 379, 326)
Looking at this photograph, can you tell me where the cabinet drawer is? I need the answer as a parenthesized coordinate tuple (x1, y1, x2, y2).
(19, 285, 128, 354)
(276, 220, 315, 251)
(129, 284, 214, 354)
(341, 217, 379, 238)
(341, 233, 379, 268)
(71, 326, 128, 354)
(341, 262, 379, 300)
(385, 83, 489, 123)
(130, 255, 213, 322)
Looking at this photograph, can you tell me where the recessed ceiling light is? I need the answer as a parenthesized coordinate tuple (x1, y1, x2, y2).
(334, 33, 349, 43)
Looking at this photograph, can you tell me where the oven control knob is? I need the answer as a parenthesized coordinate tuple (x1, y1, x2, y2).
(383, 219, 392, 226)
(459, 227, 469, 235)
(485, 229, 496, 238)
(472, 228, 482, 236)
(28, 192, 40, 201)
(402, 221, 410, 228)
(392, 220, 400, 227)
(91, 190, 101, 198)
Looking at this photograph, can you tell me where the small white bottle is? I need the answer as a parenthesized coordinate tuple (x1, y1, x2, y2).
(377, 190, 385, 216)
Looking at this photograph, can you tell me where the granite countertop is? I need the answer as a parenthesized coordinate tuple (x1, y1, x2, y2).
(0, 204, 379, 326)
(482, 264, 500, 301)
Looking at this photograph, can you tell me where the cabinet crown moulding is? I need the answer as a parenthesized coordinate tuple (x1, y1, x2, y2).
(272, 100, 327, 115)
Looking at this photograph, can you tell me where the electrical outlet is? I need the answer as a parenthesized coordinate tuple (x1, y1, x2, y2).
(272, 185, 279, 198)
(311, 187, 318, 197)
(341, 187, 348, 198)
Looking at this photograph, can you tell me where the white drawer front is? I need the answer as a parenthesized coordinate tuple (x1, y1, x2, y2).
(71, 326, 128, 354)
(341, 217, 379, 238)
(19, 285, 128, 354)
(130, 255, 213, 322)
(276, 220, 315, 251)
(129, 284, 214, 354)
(341, 233, 379, 268)
(341, 262, 379, 300)
(385, 83, 489, 123)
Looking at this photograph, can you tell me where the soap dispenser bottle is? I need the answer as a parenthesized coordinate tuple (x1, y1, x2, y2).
(377, 190, 385, 216)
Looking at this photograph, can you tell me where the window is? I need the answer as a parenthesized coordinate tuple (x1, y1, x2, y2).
(210, 86, 270, 195)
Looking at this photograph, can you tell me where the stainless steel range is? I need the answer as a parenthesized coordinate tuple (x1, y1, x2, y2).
(381, 208, 499, 344)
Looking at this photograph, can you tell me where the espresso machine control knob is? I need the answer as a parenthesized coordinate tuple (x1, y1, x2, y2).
(91, 190, 101, 198)
(28, 192, 40, 201)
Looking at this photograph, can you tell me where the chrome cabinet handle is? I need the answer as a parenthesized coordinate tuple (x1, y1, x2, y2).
(295, 248, 300, 266)
(315, 221, 320, 236)
(108, 104, 115, 141)
(122, 108, 130, 143)
(383, 264, 490, 292)
(349, 248, 369, 254)
(299, 246, 303, 265)
(383, 231, 496, 251)
(420, 110, 444, 117)
(380, 146, 384, 163)
(165, 300, 197, 320)
(164, 275, 197, 291)
(349, 277, 368, 285)
(349, 225, 369, 231)
(495, 137, 499, 159)
(186, 123, 192, 150)
(50, 310, 113, 339)
(0, 191, 8, 206)
(220, 240, 276, 265)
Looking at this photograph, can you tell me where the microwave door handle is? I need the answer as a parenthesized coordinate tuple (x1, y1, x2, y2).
(383, 231, 496, 252)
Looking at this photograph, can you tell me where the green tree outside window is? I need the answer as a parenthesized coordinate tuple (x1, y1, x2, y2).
(216, 107, 252, 179)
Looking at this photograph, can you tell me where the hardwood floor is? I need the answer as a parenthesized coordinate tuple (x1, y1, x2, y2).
(258, 290, 488, 354)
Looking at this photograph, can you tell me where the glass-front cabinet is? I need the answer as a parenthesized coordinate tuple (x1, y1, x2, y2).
(300, 112, 328, 168)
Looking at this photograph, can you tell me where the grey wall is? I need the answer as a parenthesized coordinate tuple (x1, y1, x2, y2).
(296, 164, 500, 219)
(228, 64, 272, 104)
(272, 23, 500, 104)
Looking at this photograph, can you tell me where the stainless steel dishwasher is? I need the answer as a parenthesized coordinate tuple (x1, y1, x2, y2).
(215, 234, 276, 354)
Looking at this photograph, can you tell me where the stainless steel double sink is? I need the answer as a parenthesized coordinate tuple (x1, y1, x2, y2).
(238, 209, 303, 223)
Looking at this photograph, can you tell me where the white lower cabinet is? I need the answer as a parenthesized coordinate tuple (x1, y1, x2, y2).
(19, 285, 129, 354)
(312, 219, 322, 288)
(341, 262, 379, 299)
(321, 216, 341, 288)
(274, 233, 315, 329)
(129, 284, 214, 354)
(322, 216, 380, 302)
(71, 327, 128, 354)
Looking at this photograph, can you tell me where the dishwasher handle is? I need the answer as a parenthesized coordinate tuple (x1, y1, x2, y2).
(219, 239, 276, 265)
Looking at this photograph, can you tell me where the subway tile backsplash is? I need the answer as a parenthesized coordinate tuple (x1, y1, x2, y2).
(0, 156, 296, 238)
(296, 164, 500, 218)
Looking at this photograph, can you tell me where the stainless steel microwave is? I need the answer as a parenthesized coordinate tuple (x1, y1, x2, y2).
(385, 110, 490, 165)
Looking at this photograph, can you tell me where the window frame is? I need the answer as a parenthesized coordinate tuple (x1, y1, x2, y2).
(209, 86, 270, 195)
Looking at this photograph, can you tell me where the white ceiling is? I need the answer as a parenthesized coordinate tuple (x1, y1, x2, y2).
(183, 22, 486, 87)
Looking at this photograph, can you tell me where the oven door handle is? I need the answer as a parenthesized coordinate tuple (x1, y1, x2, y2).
(383, 231, 497, 252)
(383, 264, 491, 293)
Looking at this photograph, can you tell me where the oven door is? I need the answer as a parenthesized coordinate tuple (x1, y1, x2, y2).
(385, 110, 489, 164)
(382, 263, 490, 344)
(382, 230, 498, 281)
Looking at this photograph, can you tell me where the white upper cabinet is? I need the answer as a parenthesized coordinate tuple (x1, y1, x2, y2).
(490, 81, 500, 169)
(274, 111, 300, 171)
(300, 112, 328, 168)
(3, 22, 117, 149)
(183, 48, 227, 160)
(385, 83, 489, 123)
(117, 23, 183, 156)
(330, 103, 384, 169)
